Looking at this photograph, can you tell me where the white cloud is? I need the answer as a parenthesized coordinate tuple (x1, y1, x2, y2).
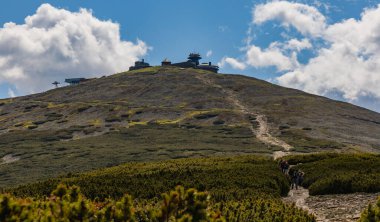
(278, 4, 380, 102)
(7, 88, 15, 98)
(218, 57, 246, 70)
(284, 38, 312, 51)
(0, 4, 149, 96)
(253, 1, 326, 36)
(206, 50, 213, 57)
(246, 45, 296, 71)
(221, 1, 380, 111)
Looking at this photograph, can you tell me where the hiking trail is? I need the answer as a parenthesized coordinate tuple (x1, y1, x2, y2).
(282, 165, 379, 221)
(195, 74, 292, 157)
(283, 187, 379, 221)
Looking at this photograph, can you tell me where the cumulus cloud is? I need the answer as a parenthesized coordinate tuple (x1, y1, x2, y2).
(0, 4, 149, 96)
(284, 38, 312, 51)
(253, 1, 326, 36)
(278, 4, 380, 102)
(218, 57, 246, 70)
(246, 45, 297, 71)
(221, 1, 380, 111)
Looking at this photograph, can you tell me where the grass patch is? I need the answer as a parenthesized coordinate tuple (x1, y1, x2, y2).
(0, 124, 271, 188)
(105, 116, 122, 122)
(279, 129, 345, 152)
(77, 105, 92, 112)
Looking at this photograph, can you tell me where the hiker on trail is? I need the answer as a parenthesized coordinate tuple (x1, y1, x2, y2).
(279, 160, 289, 174)
(291, 170, 299, 190)
(284, 161, 289, 175)
(279, 159, 285, 173)
(298, 171, 305, 186)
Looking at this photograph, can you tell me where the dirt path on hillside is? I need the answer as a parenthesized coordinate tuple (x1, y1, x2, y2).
(195, 74, 292, 157)
(283, 165, 379, 221)
(283, 187, 379, 222)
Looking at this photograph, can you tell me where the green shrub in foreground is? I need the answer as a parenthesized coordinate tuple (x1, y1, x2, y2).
(0, 184, 224, 222)
(0, 184, 315, 222)
(9, 156, 290, 201)
(359, 197, 380, 222)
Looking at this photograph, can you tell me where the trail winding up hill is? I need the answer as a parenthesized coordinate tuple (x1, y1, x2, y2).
(0, 66, 379, 187)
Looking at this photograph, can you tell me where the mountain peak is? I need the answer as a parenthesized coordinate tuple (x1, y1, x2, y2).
(0, 67, 379, 186)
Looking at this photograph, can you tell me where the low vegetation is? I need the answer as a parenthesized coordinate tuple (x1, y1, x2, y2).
(9, 155, 289, 200)
(0, 183, 315, 221)
(2, 155, 316, 221)
(286, 153, 380, 195)
(278, 129, 345, 153)
(360, 197, 380, 222)
(0, 124, 278, 187)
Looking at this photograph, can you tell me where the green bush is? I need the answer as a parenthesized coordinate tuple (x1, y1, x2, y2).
(289, 153, 380, 195)
(359, 197, 380, 222)
(0, 184, 225, 222)
(215, 198, 315, 222)
(284, 152, 340, 165)
(1, 184, 315, 222)
(9, 156, 290, 201)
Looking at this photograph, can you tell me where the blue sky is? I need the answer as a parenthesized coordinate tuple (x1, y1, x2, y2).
(1, 0, 380, 112)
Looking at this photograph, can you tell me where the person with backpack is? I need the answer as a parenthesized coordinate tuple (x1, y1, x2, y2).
(284, 161, 289, 175)
(298, 171, 305, 186)
(279, 159, 285, 173)
(291, 170, 299, 190)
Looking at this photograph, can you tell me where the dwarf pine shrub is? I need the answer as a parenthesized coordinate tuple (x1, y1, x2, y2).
(0, 183, 315, 222)
(359, 197, 380, 222)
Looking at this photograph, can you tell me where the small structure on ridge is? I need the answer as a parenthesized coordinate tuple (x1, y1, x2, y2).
(52, 81, 60, 88)
(161, 58, 172, 66)
(129, 59, 151, 71)
(166, 53, 219, 73)
(65, 78, 88, 86)
(129, 53, 219, 73)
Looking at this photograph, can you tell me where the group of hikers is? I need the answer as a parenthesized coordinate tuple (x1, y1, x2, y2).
(279, 159, 305, 190)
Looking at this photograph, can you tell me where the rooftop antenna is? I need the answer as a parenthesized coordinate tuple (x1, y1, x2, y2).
(52, 81, 60, 88)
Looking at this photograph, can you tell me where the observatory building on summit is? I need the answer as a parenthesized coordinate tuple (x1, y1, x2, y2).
(161, 53, 219, 73)
(129, 53, 219, 73)
(128, 59, 151, 71)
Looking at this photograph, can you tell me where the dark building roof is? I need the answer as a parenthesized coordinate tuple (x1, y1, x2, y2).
(188, 53, 201, 59)
(65, 78, 87, 85)
(162, 58, 172, 66)
(129, 59, 151, 71)
(163, 53, 219, 73)
(171, 61, 196, 68)
(197, 62, 219, 73)
(187, 53, 202, 66)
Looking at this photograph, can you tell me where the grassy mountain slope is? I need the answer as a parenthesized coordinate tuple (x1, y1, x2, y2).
(0, 66, 379, 187)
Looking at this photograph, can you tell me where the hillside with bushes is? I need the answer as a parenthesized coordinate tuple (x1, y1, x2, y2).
(286, 153, 380, 195)
(3, 155, 317, 221)
(0, 67, 380, 188)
